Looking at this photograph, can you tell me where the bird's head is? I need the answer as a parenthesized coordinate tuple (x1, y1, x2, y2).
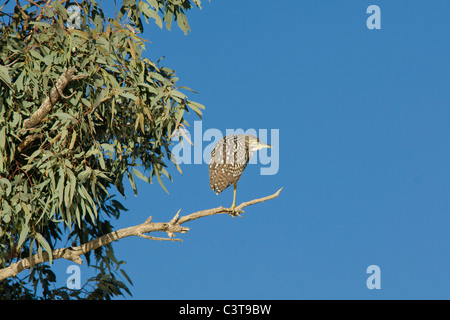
(247, 135, 272, 152)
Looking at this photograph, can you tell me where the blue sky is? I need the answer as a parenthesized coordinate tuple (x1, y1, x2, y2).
(52, 0, 450, 299)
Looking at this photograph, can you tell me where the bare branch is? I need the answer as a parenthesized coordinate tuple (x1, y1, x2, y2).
(16, 132, 44, 153)
(0, 188, 282, 281)
(137, 233, 182, 242)
(177, 187, 284, 224)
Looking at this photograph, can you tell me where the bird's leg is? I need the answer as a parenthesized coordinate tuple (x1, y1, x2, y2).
(230, 182, 237, 212)
(229, 182, 242, 217)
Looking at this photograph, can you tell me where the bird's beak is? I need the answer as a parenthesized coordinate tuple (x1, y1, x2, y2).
(257, 142, 271, 150)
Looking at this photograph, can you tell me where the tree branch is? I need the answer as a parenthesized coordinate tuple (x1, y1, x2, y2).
(17, 67, 88, 153)
(0, 188, 282, 281)
(22, 67, 77, 130)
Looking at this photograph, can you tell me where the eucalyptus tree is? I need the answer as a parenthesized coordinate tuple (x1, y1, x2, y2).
(0, 0, 204, 299)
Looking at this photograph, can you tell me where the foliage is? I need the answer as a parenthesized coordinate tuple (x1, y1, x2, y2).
(0, 0, 204, 299)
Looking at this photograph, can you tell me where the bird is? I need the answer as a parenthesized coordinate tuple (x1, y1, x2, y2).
(209, 134, 271, 213)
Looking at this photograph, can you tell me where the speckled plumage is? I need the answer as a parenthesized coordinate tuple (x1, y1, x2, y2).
(209, 135, 258, 194)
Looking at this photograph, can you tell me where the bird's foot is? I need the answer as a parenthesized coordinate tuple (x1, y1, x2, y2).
(228, 205, 244, 218)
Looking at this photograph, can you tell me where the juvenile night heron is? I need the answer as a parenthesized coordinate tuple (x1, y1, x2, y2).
(209, 134, 271, 212)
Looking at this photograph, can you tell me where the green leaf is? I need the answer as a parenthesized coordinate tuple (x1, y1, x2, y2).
(118, 91, 138, 101)
(21, 202, 30, 215)
(52, 0, 68, 19)
(100, 143, 114, 157)
(69, 130, 77, 149)
(29, 21, 51, 29)
(178, 85, 198, 93)
(36, 233, 53, 265)
(0, 178, 11, 196)
(57, 169, 65, 207)
(0, 65, 13, 89)
(27, 147, 41, 162)
(17, 223, 29, 250)
(171, 153, 183, 175)
(64, 179, 71, 208)
(1, 205, 11, 223)
(155, 169, 169, 194)
(187, 100, 205, 118)
(72, 205, 80, 228)
(176, 12, 191, 35)
(127, 171, 137, 196)
(69, 173, 76, 204)
(28, 238, 35, 269)
(43, 5, 54, 18)
(163, 8, 174, 31)
(78, 168, 91, 182)
(141, 1, 162, 28)
(29, 49, 44, 61)
(78, 184, 97, 218)
(93, 89, 109, 108)
(14, 69, 25, 91)
(170, 89, 187, 100)
(193, 0, 202, 9)
(120, 268, 133, 285)
(133, 168, 150, 183)
(98, 151, 106, 170)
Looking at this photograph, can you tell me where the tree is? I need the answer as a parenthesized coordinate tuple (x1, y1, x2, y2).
(0, 0, 281, 299)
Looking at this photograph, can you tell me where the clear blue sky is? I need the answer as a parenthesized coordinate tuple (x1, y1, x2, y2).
(51, 0, 450, 299)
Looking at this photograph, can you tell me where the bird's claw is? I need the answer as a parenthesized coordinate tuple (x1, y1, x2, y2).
(228, 206, 244, 218)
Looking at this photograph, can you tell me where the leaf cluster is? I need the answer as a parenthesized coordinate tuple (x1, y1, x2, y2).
(0, 0, 204, 299)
